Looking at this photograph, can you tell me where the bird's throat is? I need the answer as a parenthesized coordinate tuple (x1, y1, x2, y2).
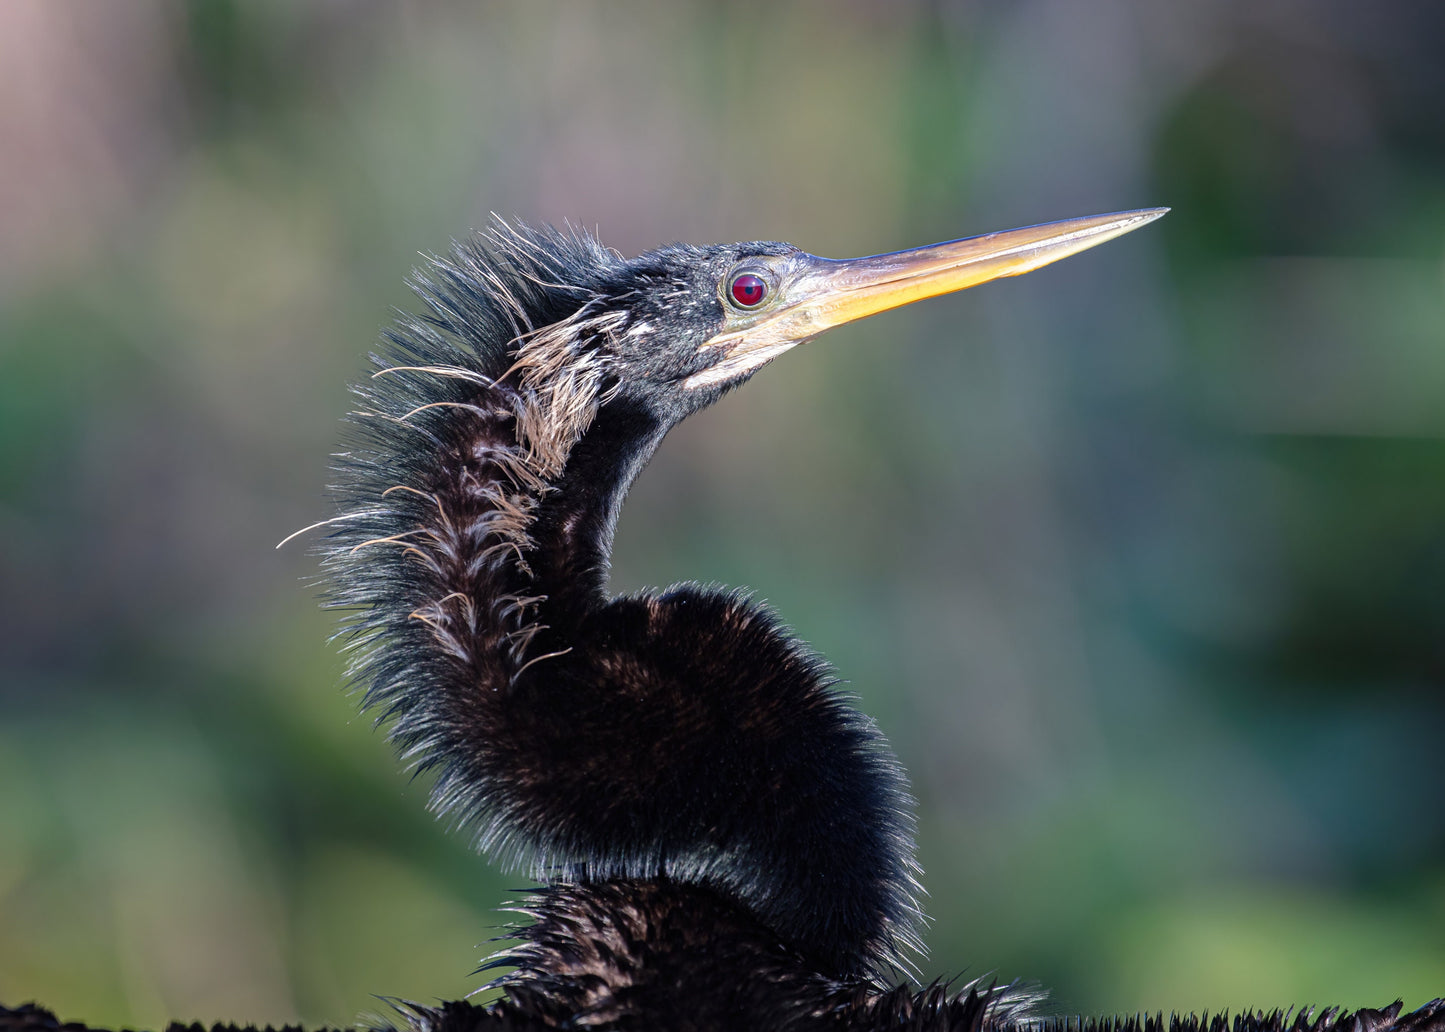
(525, 397, 670, 611)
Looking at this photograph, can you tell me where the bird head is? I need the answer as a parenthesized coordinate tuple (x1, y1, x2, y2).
(578, 208, 1167, 423)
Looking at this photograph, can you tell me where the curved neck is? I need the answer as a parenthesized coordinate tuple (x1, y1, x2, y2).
(525, 398, 670, 610)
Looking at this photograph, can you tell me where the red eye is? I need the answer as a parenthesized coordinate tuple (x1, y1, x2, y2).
(729, 273, 767, 308)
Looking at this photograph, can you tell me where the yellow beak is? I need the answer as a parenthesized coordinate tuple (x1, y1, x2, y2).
(686, 208, 1167, 390)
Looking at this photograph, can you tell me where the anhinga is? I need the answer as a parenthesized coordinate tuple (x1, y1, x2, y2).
(5, 212, 1442, 1032)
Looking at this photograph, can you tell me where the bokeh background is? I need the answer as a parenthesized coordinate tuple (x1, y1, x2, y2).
(2, 1, 1443, 1026)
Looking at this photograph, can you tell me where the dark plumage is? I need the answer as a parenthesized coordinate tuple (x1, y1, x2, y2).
(8, 210, 1440, 1031)
(7, 996, 1443, 1032)
(323, 224, 922, 980)
(306, 214, 1439, 1027)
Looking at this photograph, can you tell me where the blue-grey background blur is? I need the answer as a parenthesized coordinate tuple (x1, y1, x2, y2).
(2, 0, 1443, 1026)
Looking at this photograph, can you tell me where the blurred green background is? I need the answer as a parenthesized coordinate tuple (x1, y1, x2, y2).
(1, 0, 1443, 1027)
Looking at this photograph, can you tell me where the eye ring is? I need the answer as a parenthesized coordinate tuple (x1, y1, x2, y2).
(727, 271, 769, 309)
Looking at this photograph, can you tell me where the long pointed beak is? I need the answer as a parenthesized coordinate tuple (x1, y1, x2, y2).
(686, 208, 1167, 390)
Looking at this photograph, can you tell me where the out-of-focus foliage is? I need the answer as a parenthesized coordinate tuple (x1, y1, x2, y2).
(1, 1, 1441, 1027)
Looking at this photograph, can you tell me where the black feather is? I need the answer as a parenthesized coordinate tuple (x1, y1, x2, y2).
(322, 220, 921, 979)
(8, 995, 1444, 1032)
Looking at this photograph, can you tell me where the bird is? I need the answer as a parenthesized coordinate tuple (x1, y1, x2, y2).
(5, 210, 1442, 1032)
(312, 211, 1165, 1022)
